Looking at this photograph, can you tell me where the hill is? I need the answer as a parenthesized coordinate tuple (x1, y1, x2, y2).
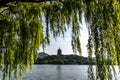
(38, 52, 49, 59)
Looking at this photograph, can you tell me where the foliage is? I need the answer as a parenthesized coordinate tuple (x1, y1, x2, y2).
(35, 55, 90, 64)
(0, 0, 120, 80)
(85, 0, 120, 80)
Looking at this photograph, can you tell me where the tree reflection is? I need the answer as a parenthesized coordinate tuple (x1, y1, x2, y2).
(56, 65, 62, 80)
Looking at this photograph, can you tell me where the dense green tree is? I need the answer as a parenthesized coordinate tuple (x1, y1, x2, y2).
(0, 0, 120, 80)
(35, 55, 89, 64)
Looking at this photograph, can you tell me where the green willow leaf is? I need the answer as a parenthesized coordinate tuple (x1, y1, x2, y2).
(0, 0, 120, 80)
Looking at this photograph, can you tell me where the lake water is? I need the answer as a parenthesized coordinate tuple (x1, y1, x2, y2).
(22, 65, 120, 80)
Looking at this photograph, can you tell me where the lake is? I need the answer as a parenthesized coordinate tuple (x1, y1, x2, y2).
(22, 65, 120, 80)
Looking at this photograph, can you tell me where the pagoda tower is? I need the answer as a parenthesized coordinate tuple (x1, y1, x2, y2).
(57, 48, 62, 56)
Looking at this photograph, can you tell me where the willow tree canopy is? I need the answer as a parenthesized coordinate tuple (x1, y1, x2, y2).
(0, 0, 120, 80)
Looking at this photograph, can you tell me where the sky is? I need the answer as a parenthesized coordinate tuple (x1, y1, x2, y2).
(38, 17, 89, 57)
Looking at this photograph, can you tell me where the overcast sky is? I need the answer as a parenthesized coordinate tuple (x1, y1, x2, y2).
(38, 17, 89, 57)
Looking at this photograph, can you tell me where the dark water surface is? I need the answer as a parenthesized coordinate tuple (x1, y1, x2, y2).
(22, 65, 120, 80)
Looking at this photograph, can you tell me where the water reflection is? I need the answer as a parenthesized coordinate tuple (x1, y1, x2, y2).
(57, 65, 62, 80)
(0, 64, 119, 80)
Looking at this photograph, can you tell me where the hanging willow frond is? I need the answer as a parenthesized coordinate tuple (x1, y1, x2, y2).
(0, 0, 120, 80)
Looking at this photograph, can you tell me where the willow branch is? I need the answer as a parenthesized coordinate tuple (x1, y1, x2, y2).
(0, 0, 55, 7)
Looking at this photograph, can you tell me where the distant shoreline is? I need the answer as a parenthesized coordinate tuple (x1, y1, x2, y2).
(35, 54, 95, 65)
